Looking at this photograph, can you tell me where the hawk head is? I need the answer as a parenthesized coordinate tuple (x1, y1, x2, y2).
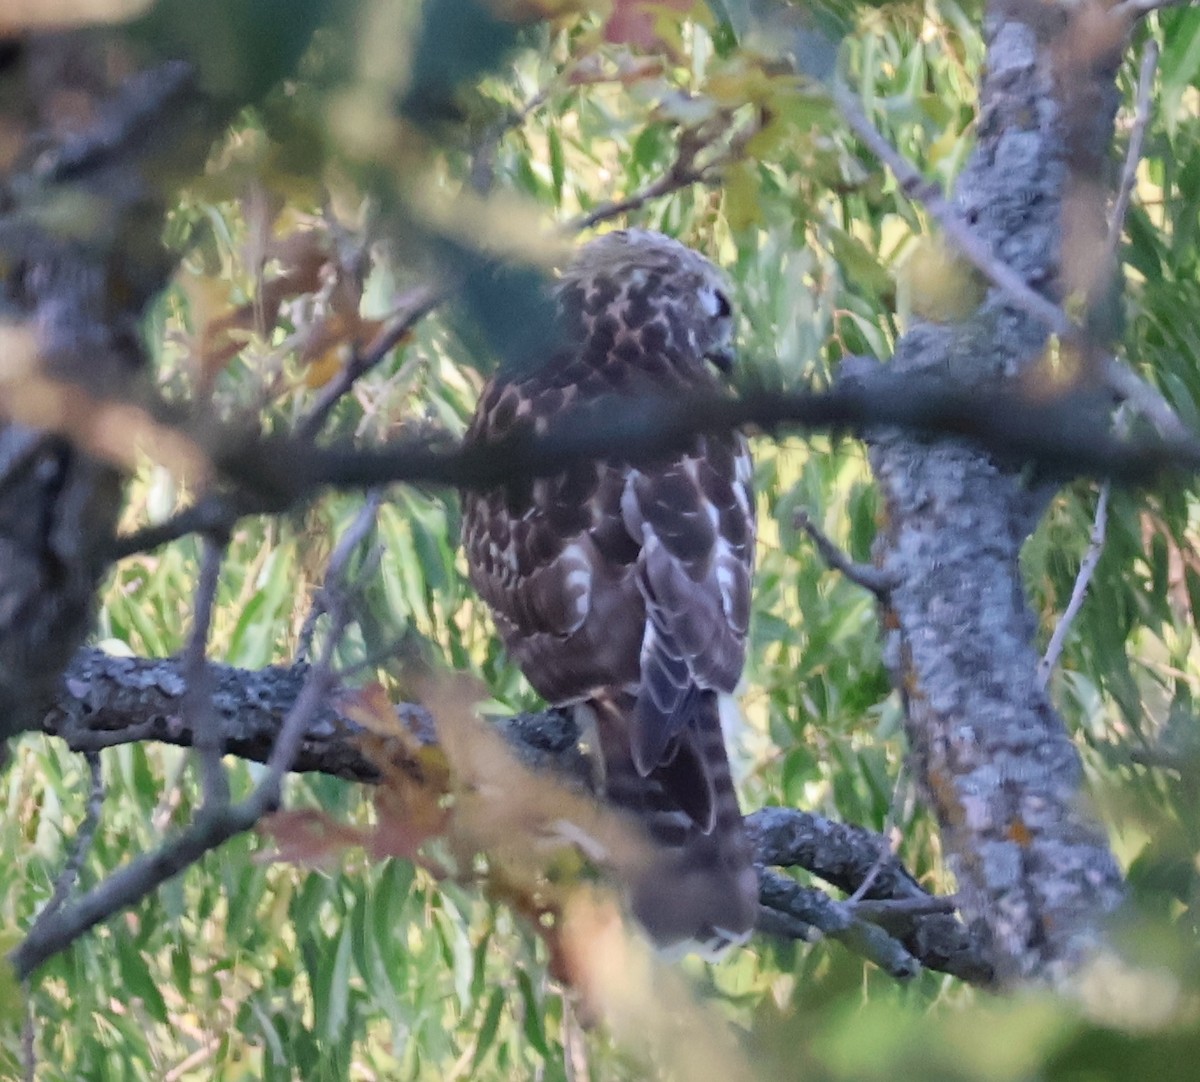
(557, 229, 738, 376)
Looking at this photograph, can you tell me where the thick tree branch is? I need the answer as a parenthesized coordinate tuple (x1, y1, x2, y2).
(851, 0, 1130, 985)
(33, 645, 988, 982)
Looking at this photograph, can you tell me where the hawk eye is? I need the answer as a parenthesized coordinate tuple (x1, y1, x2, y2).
(714, 290, 732, 319)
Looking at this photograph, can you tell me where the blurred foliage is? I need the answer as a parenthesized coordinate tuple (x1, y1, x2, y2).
(2, 0, 1200, 1079)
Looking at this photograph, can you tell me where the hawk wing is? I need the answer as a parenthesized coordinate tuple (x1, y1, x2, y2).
(622, 433, 755, 784)
(463, 366, 755, 833)
(461, 366, 646, 705)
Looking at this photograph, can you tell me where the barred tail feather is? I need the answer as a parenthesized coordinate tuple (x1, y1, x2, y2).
(587, 692, 758, 956)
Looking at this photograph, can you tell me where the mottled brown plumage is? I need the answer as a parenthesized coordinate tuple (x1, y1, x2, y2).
(461, 230, 757, 953)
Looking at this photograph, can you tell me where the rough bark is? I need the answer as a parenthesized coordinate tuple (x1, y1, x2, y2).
(0, 35, 205, 746)
(39, 645, 990, 983)
(865, 0, 1126, 985)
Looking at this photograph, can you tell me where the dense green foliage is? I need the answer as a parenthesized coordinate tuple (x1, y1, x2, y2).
(4, 1, 1200, 1078)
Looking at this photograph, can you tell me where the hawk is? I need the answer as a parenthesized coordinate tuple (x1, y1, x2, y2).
(461, 229, 758, 954)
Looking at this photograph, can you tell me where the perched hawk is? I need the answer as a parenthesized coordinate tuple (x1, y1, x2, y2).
(461, 229, 758, 954)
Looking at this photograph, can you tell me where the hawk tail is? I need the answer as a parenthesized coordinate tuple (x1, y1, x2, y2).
(588, 692, 759, 957)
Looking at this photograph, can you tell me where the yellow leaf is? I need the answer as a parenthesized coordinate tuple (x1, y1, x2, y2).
(723, 160, 763, 233)
(896, 236, 985, 325)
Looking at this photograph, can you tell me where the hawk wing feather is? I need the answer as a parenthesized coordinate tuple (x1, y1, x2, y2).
(624, 438, 755, 788)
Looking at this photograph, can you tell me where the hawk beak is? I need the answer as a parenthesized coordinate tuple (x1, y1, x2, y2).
(707, 347, 735, 374)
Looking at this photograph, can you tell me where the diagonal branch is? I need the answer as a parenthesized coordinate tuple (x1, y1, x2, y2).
(1038, 482, 1111, 688)
(13, 500, 384, 981)
(831, 79, 1077, 342)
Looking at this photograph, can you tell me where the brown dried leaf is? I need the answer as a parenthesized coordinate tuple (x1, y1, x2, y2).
(603, 0, 693, 51)
(186, 228, 332, 383)
(256, 808, 368, 867)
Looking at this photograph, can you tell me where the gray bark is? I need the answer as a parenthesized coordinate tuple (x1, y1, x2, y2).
(865, 0, 1126, 984)
(39, 645, 990, 983)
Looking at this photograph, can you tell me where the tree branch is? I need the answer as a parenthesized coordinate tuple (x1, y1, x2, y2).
(1039, 482, 1111, 688)
(14, 496, 380, 980)
(793, 508, 896, 597)
(831, 79, 1077, 343)
(33, 645, 989, 982)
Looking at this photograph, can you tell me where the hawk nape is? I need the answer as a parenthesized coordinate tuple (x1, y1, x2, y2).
(461, 229, 757, 956)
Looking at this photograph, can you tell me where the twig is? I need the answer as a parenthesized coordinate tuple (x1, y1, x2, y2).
(831, 79, 1077, 342)
(846, 769, 908, 904)
(568, 126, 721, 231)
(794, 507, 896, 596)
(570, 162, 708, 232)
(1038, 482, 1111, 688)
(1104, 357, 1191, 441)
(297, 490, 383, 660)
(1105, 42, 1159, 265)
(28, 752, 104, 929)
(108, 493, 244, 562)
(12, 508, 371, 980)
(183, 535, 229, 806)
(1098, 44, 1191, 442)
(296, 289, 442, 443)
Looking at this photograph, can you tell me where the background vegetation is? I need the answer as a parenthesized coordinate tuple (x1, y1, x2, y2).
(3, 0, 1200, 1078)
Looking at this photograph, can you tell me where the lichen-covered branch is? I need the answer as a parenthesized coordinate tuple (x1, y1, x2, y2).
(35, 645, 987, 982)
(861, 0, 1129, 984)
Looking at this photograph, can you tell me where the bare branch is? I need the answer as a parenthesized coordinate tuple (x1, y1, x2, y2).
(1106, 42, 1159, 263)
(831, 80, 1077, 342)
(98, 373, 1200, 569)
(1039, 482, 1111, 688)
(216, 377, 1200, 503)
(793, 507, 896, 596)
(1104, 357, 1191, 441)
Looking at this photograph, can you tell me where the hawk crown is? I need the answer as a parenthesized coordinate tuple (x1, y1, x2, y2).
(558, 229, 737, 374)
